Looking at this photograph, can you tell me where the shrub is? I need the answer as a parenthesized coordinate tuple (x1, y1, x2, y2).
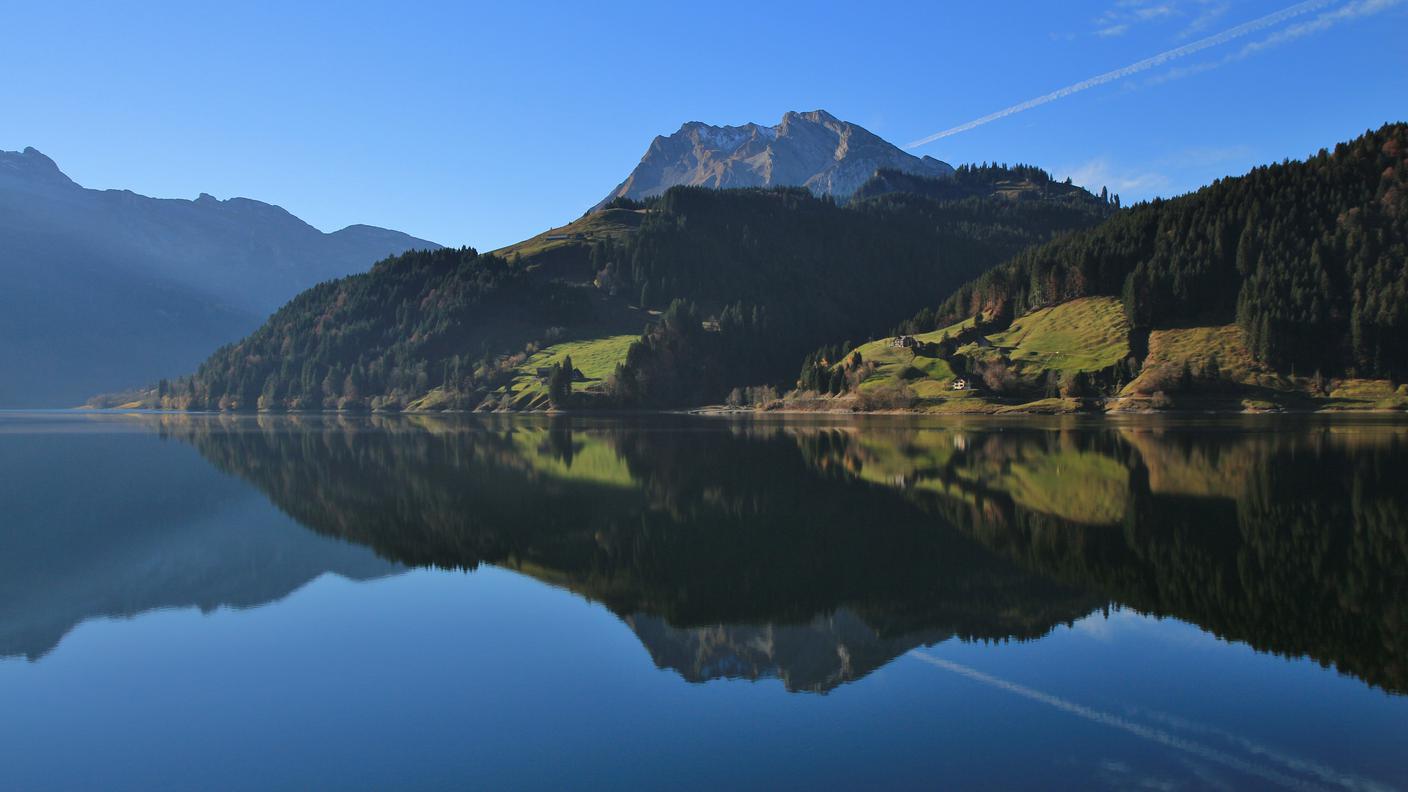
(979, 358, 1019, 394)
(845, 361, 878, 391)
(1059, 371, 1089, 398)
(746, 385, 780, 406)
(1130, 365, 1181, 396)
(854, 385, 918, 411)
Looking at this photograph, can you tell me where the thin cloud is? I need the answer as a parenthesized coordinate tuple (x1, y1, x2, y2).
(907, 0, 1340, 148)
(1092, 1, 1231, 39)
(1145, 0, 1402, 87)
(1094, 0, 1180, 37)
(1065, 157, 1171, 196)
(1241, 0, 1403, 55)
(1178, 2, 1232, 37)
(1064, 145, 1257, 197)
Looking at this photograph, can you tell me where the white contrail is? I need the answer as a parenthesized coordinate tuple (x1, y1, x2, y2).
(906, 0, 1340, 148)
(1146, 0, 1404, 87)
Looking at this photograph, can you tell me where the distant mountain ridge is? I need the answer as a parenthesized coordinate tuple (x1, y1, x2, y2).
(0, 147, 439, 406)
(597, 109, 953, 209)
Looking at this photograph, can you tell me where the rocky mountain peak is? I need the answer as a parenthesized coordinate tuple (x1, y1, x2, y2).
(597, 110, 953, 210)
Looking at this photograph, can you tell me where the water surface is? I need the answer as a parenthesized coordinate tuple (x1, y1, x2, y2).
(1, 412, 1405, 790)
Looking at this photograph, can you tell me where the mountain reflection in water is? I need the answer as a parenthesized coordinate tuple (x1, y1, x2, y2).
(16, 412, 1396, 696)
(0, 423, 398, 661)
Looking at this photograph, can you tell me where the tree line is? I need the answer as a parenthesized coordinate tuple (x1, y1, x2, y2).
(918, 123, 1408, 379)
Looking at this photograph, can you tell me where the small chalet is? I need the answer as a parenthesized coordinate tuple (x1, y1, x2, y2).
(951, 378, 970, 391)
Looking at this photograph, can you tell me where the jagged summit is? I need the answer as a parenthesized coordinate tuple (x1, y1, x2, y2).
(597, 109, 953, 209)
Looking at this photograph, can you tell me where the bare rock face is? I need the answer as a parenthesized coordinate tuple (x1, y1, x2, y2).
(598, 110, 953, 209)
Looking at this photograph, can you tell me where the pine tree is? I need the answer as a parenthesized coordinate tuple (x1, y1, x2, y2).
(547, 355, 575, 407)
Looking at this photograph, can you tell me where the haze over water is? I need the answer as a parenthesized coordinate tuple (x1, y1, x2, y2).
(1, 412, 1405, 791)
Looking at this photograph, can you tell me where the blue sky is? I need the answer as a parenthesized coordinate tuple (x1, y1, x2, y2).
(5, 0, 1405, 249)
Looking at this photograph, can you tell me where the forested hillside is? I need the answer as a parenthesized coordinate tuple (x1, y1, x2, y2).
(121, 166, 1114, 410)
(138, 248, 595, 411)
(922, 123, 1408, 379)
(600, 174, 1115, 406)
(853, 163, 1117, 207)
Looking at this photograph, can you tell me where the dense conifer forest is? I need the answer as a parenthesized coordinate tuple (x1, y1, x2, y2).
(920, 123, 1408, 379)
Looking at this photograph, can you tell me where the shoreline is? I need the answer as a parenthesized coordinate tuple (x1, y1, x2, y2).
(46, 401, 1408, 418)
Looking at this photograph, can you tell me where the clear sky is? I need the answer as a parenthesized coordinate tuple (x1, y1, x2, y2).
(5, 0, 1405, 249)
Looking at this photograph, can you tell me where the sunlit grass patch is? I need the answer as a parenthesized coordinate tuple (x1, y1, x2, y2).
(987, 297, 1130, 377)
(507, 334, 639, 401)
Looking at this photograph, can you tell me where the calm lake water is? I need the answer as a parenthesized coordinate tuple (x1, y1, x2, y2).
(1, 412, 1405, 791)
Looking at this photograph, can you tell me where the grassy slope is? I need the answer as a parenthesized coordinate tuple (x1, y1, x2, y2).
(1327, 379, 1408, 409)
(1124, 324, 1279, 394)
(1121, 324, 1407, 410)
(404, 333, 639, 412)
(836, 298, 1129, 405)
(803, 297, 1402, 414)
(502, 334, 639, 409)
(493, 208, 644, 262)
(981, 297, 1130, 379)
(844, 318, 972, 399)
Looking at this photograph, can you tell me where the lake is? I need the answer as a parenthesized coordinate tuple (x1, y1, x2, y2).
(1, 411, 1405, 791)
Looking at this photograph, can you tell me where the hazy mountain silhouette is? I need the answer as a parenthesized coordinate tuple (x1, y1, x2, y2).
(0, 147, 438, 406)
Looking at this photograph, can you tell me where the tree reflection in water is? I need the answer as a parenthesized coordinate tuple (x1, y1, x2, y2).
(119, 413, 1408, 695)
